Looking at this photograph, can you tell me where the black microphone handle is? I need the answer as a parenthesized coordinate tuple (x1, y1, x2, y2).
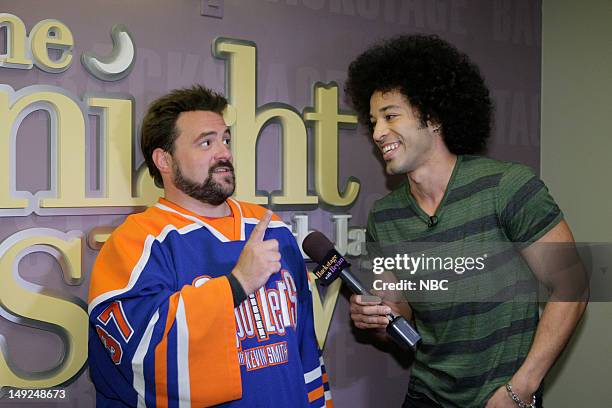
(339, 268, 369, 295)
(339, 267, 422, 349)
(339, 268, 398, 319)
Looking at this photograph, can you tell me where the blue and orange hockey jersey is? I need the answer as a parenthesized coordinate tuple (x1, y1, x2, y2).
(88, 198, 332, 407)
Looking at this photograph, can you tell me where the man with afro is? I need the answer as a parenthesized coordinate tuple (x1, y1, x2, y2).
(345, 35, 587, 408)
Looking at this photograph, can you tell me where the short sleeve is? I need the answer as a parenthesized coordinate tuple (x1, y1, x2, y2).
(497, 163, 563, 243)
(366, 210, 378, 242)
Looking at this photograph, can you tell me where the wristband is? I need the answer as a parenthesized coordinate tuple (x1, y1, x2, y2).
(227, 274, 247, 307)
(505, 383, 536, 408)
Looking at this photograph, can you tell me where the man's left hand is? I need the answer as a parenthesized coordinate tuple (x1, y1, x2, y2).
(484, 386, 516, 407)
(485, 382, 536, 408)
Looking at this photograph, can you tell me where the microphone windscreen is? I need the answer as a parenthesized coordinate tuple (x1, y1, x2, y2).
(302, 231, 335, 263)
(302, 231, 348, 285)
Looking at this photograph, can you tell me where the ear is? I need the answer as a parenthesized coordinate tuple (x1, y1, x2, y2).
(426, 120, 442, 135)
(152, 148, 172, 176)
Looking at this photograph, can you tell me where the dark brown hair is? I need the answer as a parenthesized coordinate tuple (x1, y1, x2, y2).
(140, 85, 228, 187)
(345, 34, 492, 154)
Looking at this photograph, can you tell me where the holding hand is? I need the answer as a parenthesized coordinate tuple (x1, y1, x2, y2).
(349, 294, 393, 330)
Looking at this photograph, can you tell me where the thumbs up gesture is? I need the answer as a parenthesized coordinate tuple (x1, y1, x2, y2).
(231, 210, 282, 296)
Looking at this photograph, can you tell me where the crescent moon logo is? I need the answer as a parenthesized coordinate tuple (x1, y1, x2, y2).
(81, 24, 136, 81)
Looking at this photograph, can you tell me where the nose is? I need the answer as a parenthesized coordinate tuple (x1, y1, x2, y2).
(214, 140, 232, 162)
(372, 121, 389, 143)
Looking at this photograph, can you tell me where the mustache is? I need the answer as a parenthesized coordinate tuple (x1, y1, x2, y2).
(209, 160, 235, 174)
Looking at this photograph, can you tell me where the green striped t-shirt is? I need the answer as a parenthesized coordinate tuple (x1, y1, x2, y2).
(367, 155, 563, 407)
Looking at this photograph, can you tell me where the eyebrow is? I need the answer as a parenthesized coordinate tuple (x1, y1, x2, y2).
(378, 104, 401, 113)
(370, 104, 402, 119)
(194, 128, 231, 141)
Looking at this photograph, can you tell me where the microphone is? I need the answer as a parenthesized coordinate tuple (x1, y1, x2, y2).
(427, 215, 438, 228)
(302, 231, 421, 350)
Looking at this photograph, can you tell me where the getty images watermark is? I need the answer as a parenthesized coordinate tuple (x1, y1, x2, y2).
(358, 241, 605, 303)
(371, 253, 488, 292)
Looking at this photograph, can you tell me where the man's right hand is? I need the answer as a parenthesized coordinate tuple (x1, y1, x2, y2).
(349, 294, 393, 330)
(232, 210, 281, 296)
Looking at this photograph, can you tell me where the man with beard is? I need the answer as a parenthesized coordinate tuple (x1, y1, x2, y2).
(88, 86, 332, 408)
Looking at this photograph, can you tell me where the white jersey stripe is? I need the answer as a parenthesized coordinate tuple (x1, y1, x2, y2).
(133, 310, 159, 408)
(88, 223, 201, 314)
(303, 365, 322, 384)
(228, 198, 246, 240)
(243, 218, 290, 230)
(155, 203, 230, 242)
(176, 295, 191, 407)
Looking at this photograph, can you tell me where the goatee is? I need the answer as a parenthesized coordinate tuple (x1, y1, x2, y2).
(173, 160, 235, 206)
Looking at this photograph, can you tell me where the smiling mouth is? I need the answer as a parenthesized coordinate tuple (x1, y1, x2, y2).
(381, 142, 400, 159)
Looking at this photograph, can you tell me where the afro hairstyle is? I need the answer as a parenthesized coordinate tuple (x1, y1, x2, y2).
(345, 34, 493, 155)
